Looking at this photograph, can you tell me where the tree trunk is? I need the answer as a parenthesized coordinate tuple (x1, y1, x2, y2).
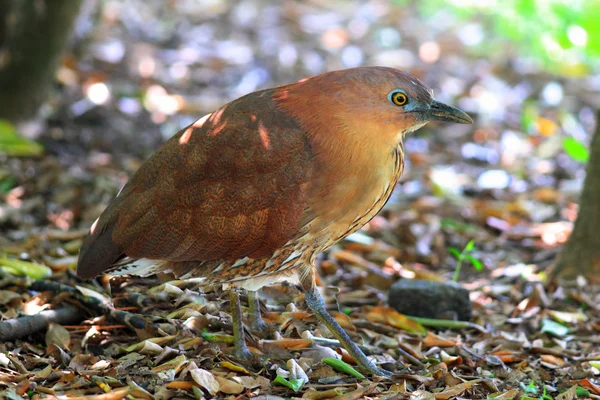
(551, 111, 600, 281)
(0, 0, 82, 123)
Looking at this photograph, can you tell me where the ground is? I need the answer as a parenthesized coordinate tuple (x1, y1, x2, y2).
(0, 1, 599, 399)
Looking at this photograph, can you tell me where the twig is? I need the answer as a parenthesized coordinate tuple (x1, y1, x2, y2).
(407, 316, 488, 333)
(30, 280, 164, 332)
(0, 305, 84, 341)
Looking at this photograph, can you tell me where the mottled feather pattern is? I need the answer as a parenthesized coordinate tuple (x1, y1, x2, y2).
(109, 91, 314, 263)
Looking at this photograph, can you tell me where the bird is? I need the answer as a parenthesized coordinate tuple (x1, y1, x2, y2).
(76, 66, 473, 377)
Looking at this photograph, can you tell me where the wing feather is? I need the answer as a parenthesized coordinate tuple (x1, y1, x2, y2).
(77, 89, 313, 278)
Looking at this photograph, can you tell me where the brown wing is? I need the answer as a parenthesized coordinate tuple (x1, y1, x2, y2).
(77, 89, 314, 279)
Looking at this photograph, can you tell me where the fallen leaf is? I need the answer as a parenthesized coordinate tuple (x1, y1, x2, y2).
(556, 385, 578, 400)
(215, 376, 244, 394)
(572, 379, 600, 395)
(541, 319, 568, 337)
(322, 357, 365, 379)
(151, 355, 188, 374)
(190, 367, 220, 396)
(45, 323, 71, 350)
(64, 388, 131, 400)
(274, 375, 304, 392)
(0, 254, 51, 279)
(423, 332, 457, 348)
(366, 307, 426, 334)
(217, 361, 251, 374)
(302, 388, 346, 399)
(0, 290, 21, 305)
(434, 379, 482, 399)
(546, 309, 588, 324)
(486, 389, 519, 399)
(540, 354, 565, 367)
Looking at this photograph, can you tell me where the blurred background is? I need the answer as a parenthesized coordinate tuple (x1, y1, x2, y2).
(1, 0, 599, 280)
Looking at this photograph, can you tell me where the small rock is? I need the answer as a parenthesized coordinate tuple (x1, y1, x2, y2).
(388, 279, 472, 321)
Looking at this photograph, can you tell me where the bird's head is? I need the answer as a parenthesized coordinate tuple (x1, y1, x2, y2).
(275, 66, 472, 149)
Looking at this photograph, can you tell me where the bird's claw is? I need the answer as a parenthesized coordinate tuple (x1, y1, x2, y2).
(249, 319, 270, 337)
(232, 347, 253, 361)
(371, 366, 393, 378)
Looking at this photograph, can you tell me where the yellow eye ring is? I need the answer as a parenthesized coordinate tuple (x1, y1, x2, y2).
(389, 90, 408, 106)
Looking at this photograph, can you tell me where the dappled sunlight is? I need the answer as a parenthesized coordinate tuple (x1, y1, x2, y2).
(144, 84, 183, 122)
(179, 127, 193, 145)
(258, 121, 271, 150)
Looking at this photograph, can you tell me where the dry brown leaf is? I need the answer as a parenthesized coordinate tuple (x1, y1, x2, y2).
(65, 387, 131, 400)
(540, 354, 565, 367)
(215, 376, 244, 394)
(45, 323, 71, 350)
(439, 351, 462, 367)
(262, 338, 313, 350)
(165, 381, 195, 390)
(33, 364, 53, 379)
(556, 385, 578, 400)
(68, 354, 97, 372)
(434, 379, 482, 399)
(233, 375, 270, 391)
(302, 387, 346, 399)
(217, 361, 251, 375)
(0, 290, 21, 305)
(490, 351, 525, 363)
(333, 312, 356, 330)
(409, 390, 436, 399)
(423, 331, 457, 348)
(151, 354, 187, 374)
(190, 367, 220, 396)
(487, 389, 519, 399)
(365, 307, 426, 334)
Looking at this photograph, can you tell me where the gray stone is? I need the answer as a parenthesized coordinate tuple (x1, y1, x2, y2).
(388, 279, 472, 321)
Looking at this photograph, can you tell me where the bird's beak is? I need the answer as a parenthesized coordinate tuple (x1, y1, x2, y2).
(422, 100, 473, 124)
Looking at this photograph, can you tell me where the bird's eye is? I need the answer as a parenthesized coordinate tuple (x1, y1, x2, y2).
(388, 90, 408, 107)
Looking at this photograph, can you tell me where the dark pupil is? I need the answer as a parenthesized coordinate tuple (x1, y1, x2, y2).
(395, 94, 405, 104)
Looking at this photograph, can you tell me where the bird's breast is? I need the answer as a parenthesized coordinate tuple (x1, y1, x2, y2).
(305, 142, 405, 252)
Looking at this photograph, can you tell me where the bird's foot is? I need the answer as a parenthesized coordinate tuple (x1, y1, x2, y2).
(232, 345, 253, 361)
(249, 318, 270, 338)
(363, 365, 393, 378)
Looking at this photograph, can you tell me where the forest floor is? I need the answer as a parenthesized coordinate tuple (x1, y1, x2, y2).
(1, 1, 599, 399)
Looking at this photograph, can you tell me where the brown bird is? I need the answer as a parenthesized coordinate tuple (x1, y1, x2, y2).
(77, 66, 472, 377)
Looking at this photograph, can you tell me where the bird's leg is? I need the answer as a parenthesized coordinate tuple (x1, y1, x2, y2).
(247, 290, 269, 336)
(229, 290, 252, 360)
(300, 266, 392, 378)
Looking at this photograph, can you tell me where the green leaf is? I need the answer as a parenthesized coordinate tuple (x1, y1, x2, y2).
(448, 247, 462, 258)
(540, 319, 568, 337)
(464, 239, 475, 252)
(520, 381, 538, 394)
(0, 176, 16, 193)
(0, 119, 43, 157)
(563, 137, 589, 163)
(273, 375, 304, 392)
(466, 255, 484, 271)
(540, 386, 553, 400)
(322, 357, 365, 379)
(0, 254, 52, 279)
(440, 218, 459, 229)
(576, 387, 591, 397)
(200, 332, 234, 344)
(590, 360, 600, 369)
